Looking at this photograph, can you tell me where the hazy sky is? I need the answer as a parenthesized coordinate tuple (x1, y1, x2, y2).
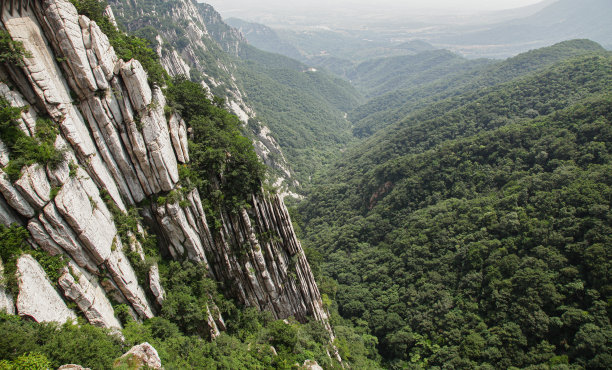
(202, 0, 546, 13)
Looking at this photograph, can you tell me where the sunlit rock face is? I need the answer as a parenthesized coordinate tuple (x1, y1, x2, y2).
(0, 0, 334, 351)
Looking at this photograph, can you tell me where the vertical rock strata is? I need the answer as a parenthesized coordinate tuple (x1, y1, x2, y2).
(0, 0, 335, 349)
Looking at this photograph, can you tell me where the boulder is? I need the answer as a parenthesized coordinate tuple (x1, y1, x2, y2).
(115, 343, 162, 370)
(302, 360, 323, 370)
(16, 254, 76, 323)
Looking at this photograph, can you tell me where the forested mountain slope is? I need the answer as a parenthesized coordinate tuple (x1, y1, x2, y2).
(349, 39, 608, 138)
(346, 50, 490, 99)
(298, 49, 612, 367)
(235, 46, 362, 182)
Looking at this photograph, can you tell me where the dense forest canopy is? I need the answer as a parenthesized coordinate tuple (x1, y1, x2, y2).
(297, 42, 612, 368)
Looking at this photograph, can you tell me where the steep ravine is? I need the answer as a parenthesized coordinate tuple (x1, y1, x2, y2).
(0, 0, 337, 360)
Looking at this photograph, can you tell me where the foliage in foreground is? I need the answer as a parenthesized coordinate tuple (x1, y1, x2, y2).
(0, 261, 378, 369)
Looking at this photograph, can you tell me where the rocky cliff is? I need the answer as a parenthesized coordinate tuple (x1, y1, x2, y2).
(108, 0, 296, 192)
(0, 0, 336, 357)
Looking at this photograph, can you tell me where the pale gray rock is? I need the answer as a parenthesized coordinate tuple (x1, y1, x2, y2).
(302, 360, 323, 370)
(59, 261, 122, 329)
(46, 137, 72, 187)
(148, 264, 165, 306)
(81, 96, 144, 203)
(105, 249, 154, 319)
(140, 88, 179, 191)
(160, 49, 191, 78)
(0, 194, 21, 226)
(0, 259, 15, 315)
(39, 203, 99, 273)
(58, 365, 91, 370)
(103, 5, 118, 29)
(27, 219, 65, 257)
(167, 114, 187, 164)
(16, 254, 77, 323)
(59, 106, 97, 157)
(206, 305, 220, 339)
(3, 12, 69, 110)
(90, 20, 118, 80)
(54, 169, 116, 264)
(120, 60, 152, 111)
(41, 0, 98, 93)
(154, 201, 207, 263)
(118, 343, 162, 370)
(0, 78, 38, 136)
(14, 164, 52, 211)
(0, 139, 8, 167)
(0, 171, 36, 218)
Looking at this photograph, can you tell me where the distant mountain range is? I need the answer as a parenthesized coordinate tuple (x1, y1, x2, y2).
(434, 0, 612, 57)
(226, 0, 612, 61)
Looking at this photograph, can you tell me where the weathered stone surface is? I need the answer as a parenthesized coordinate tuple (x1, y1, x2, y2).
(302, 360, 324, 370)
(59, 261, 122, 329)
(58, 365, 91, 370)
(54, 169, 116, 264)
(89, 20, 118, 80)
(149, 264, 165, 306)
(0, 194, 21, 226)
(41, 0, 98, 93)
(81, 95, 145, 203)
(0, 82, 37, 136)
(206, 305, 220, 339)
(0, 259, 15, 315)
(39, 203, 99, 272)
(14, 164, 52, 211)
(120, 59, 152, 111)
(27, 218, 65, 257)
(118, 343, 162, 370)
(140, 88, 179, 191)
(158, 200, 208, 262)
(0, 171, 36, 218)
(16, 254, 76, 323)
(0, 139, 9, 168)
(167, 114, 189, 164)
(105, 249, 154, 319)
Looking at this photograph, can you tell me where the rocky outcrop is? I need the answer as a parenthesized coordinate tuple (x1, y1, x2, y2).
(16, 254, 76, 323)
(58, 365, 91, 370)
(107, 0, 296, 192)
(58, 261, 122, 329)
(116, 343, 162, 370)
(0, 0, 336, 356)
(302, 360, 324, 370)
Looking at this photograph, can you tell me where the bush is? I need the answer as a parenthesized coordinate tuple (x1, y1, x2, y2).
(0, 102, 65, 181)
(0, 30, 31, 66)
(166, 76, 265, 212)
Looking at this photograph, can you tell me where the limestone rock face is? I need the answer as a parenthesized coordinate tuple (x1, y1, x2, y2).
(0, 0, 336, 356)
(58, 262, 122, 329)
(148, 264, 165, 306)
(117, 343, 162, 370)
(16, 254, 76, 323)
(109, 0, 296, 192)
